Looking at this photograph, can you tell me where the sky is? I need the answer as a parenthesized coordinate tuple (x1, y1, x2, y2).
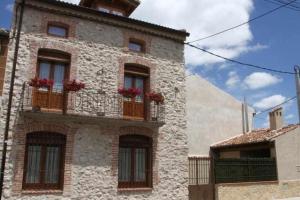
(0, 0, 299, 128)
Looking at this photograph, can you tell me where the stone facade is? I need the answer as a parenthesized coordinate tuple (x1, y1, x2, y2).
(0, 0, 188, 199)
(216, 181, 300, 200)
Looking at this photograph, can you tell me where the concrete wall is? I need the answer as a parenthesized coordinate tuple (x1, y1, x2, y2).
(186, 75, 253, 156)
(1, 1, 188, 199)
(275, 127, 300, 181)
(216, 181, 300, 200)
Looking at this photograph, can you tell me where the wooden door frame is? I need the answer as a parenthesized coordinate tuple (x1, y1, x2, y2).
(34, 59, 70, 112)
(123, 73, 149, 120)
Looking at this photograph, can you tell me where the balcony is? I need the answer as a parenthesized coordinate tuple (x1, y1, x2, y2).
(20, 84, 165, 127)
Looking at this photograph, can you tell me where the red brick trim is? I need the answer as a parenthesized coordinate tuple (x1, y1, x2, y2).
(11, 119, 77, 196)
(40, 13, 77, 38)
(28, 40, 79, 81)
(123, 30, 152, 54)
(118, 56, 157, 90)
(111, 126, 159, 186)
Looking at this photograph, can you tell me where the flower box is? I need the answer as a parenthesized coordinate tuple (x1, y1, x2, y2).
(118, 87, 141, 98)
(146, 92, 164, 104)
(28, 77, 54, 88)
(64, 80, 85, 92)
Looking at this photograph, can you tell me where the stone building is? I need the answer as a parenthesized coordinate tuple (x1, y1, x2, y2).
(0, 0, 189, 199)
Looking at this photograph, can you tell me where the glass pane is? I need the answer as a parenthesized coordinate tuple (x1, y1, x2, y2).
(48, 26, 67, 37)
(39, 62, 51, 79)
(124, 76, 132, 89)
(26, 145, 41, 184)
(45, 146, 61, 184)
(118, 148, 131, 182)
(53, 64, 65, 93)
(129, 42, 143, 52)
(135, 78, 144, 102)
(134, 148, 146, 182)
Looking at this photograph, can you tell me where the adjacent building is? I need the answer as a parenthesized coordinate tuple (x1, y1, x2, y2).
(212, 108, 300, 200)
(0, 0, 190, 199)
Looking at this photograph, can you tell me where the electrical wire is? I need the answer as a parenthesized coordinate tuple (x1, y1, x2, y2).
(264, 0, 300, 11)
(185, 43, 296, 75)
(187, 0, 298, 44)
(254, 96, 297, 116)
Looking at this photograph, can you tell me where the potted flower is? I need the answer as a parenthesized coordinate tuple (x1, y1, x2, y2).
(64, 79, 85, 92)
(118, 87, 141, 98)
(28, 77, 54, 88)
(146, 92, 164, 104)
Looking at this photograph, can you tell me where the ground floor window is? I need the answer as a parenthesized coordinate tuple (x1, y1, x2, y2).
(118, 135, 152, 188)
(23, 132, 66, 190)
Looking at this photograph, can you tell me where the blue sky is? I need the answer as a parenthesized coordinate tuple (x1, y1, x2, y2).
(0, 0, 299, 128)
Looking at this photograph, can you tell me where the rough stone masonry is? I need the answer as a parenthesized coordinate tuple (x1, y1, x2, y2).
(0, 0, 189, 199)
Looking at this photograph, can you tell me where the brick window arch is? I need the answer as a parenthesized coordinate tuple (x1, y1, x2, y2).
(47, 22, 69, 38)
(22, 132, 66, 190)
(118, 134, 152, 188)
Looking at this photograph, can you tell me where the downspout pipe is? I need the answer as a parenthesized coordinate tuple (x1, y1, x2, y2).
(0, 0, 26, 198)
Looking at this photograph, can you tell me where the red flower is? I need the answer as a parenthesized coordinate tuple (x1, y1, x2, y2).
(146, 92, 164, 104)
(28, 77, 54, 88)
(64, 79, 85, 92)
(118, 87, 141, 98)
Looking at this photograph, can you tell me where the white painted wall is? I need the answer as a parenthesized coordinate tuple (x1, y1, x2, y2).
(275, 127, 300, 181)
(186, 75, 253, 156)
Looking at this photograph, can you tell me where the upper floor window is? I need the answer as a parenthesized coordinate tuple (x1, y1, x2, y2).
(128, 39, 145, 53)
(23, 132, 66, 190)
(118, 135, 152, 188)
(47, 23, 68, 38)
(112, 10, 123, 16)
(98, 7, 110, 13)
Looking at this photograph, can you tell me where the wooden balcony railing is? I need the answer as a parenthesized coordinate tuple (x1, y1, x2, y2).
(20, 83, 165, 123)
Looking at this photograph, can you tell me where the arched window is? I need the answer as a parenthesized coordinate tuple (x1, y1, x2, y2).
(23, 132, 66, 190)
(47, 22, 69, 38)
(118, 135, 152, 188)
(33, 49, 70, 110)
(123, 64, 150, 119)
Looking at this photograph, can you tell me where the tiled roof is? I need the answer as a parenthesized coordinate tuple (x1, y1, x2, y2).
(39, 0, 189, 38)
(212, 124, 299, 148)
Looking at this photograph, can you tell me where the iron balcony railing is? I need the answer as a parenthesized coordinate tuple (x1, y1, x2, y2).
(20, 83, 165, 123)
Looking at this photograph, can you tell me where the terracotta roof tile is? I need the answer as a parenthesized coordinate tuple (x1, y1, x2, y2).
(212, 124, 299, 148)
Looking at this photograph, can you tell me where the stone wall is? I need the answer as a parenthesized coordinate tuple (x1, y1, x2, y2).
(216, 181, 300, 200)
(1, 1, 188, 199)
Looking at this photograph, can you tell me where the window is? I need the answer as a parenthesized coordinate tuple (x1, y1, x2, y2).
(112, 10, 123, 16)
(123, 65, 149, 119)
(47, 24, 68, 38)
(128, 39, 144, 52)
(118, 135, 152, 188)
(23, 132, 66, 190)
(33, 49, 70, 110)
(98, 7, 110, 13)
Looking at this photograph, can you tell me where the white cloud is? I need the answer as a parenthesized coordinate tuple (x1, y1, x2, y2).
(244, 72, 282, 90)
(61, 0, 264, 67)
(5, 4, 14, 12)
(253, 95, 286, 110)
(226, 71, 240, 89)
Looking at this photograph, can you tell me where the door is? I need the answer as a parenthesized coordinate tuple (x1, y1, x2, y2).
(33, 61, 68, 111)
(123, 75, 145, 119)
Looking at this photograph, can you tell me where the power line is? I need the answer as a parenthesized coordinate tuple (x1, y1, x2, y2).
(254, 96, 297, 116)
(187, 0, 297, 44)
(185, 43, 295, 75)
(264, 0, 300, 11)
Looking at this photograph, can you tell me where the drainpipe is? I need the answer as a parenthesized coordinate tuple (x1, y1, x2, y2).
(0, 0, 26, 198)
